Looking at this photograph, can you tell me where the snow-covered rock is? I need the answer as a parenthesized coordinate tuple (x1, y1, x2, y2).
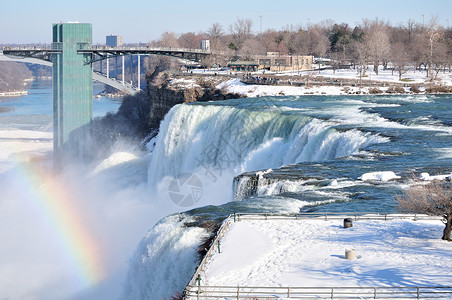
(358, 171, 400, 182)
(419, 172, 452, 181)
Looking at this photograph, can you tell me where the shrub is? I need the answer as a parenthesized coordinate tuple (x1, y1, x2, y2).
(397, 177, 452, 241)
(410, 85, 421, 93)
(425, 85, 452, 94)
(369, 87, 383, 94)
(386, 86, 405, 94)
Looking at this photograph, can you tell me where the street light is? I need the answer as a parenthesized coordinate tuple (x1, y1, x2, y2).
(259, 15, 263, 34)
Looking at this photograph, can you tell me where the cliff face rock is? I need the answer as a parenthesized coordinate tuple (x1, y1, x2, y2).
(0, 62, 33, 92)
(145, 73, 241, 131)
(65, 73, 241, 162)
(146, 76, 204, 129)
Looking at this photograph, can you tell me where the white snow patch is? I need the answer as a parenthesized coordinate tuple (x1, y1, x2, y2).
(419, 172, 452, 181)
(170, 78, 199, 89)
(0, 128, 52, 173)
(92, 152, 138, 174)
(201, 218, 452, 288)
(255, 168, 273, 178)
(206, 222, 274, 280)
(359, 171, 400, 182)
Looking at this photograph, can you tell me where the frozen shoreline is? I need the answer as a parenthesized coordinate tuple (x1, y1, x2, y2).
(191, 66, 452, 97)
(0, 90, 28, 97)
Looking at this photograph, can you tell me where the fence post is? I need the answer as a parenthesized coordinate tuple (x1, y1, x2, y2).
(287, 287, 290, 297)
(417, 287, 420, 299)
(197, 274, 201, 300)
(237, 286, 240, 299)
(374, 287, 377, 299)
(331, 288, 334, 299)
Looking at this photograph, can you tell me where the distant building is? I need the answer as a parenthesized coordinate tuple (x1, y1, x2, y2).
(228, 61, 258, 72)
(201, 40, 210, 51)
(106, 35, 122, 47)
(256, 52, 314, 72)
(228, 52, 314, 73)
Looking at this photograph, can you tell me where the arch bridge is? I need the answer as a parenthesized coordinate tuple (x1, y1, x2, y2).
(1, 22, 211, 162)
(2, 46, 210, 94)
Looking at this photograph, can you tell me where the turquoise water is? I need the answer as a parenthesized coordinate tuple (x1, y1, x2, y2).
(150, 94, 452, 216)
(0, 79, 122, 129)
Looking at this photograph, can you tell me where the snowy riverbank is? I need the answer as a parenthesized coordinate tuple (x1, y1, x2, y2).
(189, 66, 452, 97)
(0, 90, 28, 97)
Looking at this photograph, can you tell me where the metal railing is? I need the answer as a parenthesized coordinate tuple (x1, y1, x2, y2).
(185, 285, 452, 299)
(185, 216, 234, 291)
(183, 212, 445, 300)
(234, 212, 442, 222)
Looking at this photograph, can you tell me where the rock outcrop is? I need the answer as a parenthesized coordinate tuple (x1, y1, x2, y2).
(64, 73, 241, 162)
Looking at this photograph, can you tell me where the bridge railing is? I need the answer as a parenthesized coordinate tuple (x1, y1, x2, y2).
(86, 45, 211, 53)
(2, 46, 210, 54)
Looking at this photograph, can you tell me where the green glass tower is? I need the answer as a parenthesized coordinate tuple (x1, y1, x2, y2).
(52, 23, 93, 156)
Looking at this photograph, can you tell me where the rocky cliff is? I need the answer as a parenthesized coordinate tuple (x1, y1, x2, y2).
(0, 62, 33, 92)
(64, 73, 241, 162)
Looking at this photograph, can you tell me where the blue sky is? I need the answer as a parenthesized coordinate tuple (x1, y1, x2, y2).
(2, 0, 451, 44)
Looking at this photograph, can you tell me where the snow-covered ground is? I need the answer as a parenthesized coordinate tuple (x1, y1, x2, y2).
(201, 218, 452, 290)
(196, 65, 452, 97)
(217, 78, 364, 97)
(0, 128, 52, 172)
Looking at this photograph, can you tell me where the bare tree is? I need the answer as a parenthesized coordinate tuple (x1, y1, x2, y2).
(361, 18, 391, 75)
(258, 29, 280, 53)
(240, 39, 265, 60)
(229, 18, 253, 50)
(178, 32, 204, 49)
(397, 178, 452, 241)
(145, 32, 180, 78)
(206, 23, 225, 52)
(152, 31, 180, 48)
(425, 17, 447, 81)
(391, 41, 410, 80)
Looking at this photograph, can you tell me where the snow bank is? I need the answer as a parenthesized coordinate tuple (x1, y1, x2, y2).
(359, 171, 400, 181)
(213, 66, 452, 97)
(202, 218, 451, 288)
(0, 128, 52, 172)
(419, 172, 452, 181)
(169, 78, 199, 89)
(255, 168, 272, 178)
(92, 151, 138, 174)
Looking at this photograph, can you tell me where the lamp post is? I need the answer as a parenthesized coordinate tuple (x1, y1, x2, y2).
(259, 15, 263, 34)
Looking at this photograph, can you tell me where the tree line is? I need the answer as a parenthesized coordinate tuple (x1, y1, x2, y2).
(149, 17, 452, 81)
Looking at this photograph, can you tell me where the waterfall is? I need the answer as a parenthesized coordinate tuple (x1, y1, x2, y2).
(148, 102, 387, 196)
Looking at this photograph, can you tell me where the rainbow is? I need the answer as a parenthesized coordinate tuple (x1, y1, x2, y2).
(12, 156, 106, 287)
